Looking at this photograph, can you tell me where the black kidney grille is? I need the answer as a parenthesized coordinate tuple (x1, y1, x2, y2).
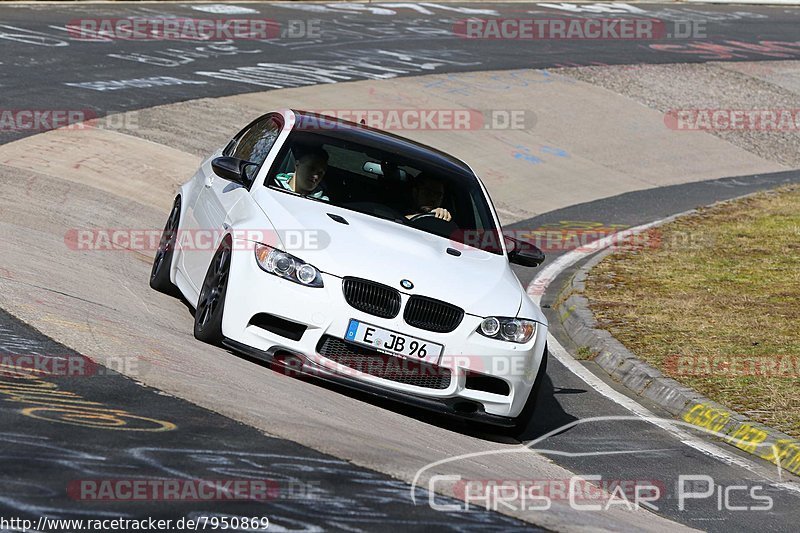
(317, 335, 451, 390)
(342, 277, 401, 319)
(404, 296, 464, 333)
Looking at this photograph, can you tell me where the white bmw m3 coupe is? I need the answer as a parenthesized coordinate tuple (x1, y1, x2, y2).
(150, 110, 548, 432)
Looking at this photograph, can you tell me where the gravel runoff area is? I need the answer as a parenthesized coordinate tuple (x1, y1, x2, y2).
(584, 185, 800, 439)
(557, 61, 800, 168)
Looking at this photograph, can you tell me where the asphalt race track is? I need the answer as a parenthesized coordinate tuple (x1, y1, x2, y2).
(0, 308, 533, 531)
(1, 2, 800, 532)
(2, 2, 800, 144)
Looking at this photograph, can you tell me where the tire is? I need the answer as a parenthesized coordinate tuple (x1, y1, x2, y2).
(508, 344, 548, 435)
(149, 197, 181, 295)
(193, 239, 232, 345)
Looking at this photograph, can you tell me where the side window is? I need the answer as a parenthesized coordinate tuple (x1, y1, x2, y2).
(226, 116, 282, 181)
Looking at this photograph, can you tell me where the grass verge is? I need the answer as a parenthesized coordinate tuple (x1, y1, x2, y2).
(585, 185, 800, 438)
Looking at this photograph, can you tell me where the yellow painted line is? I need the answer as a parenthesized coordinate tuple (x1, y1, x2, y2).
(682, 402, 800, 475)
(0, 362, 176, 432)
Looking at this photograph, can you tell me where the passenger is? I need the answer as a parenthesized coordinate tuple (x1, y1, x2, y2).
(275, 146, 329, 201)
(406, 174, 452, 221)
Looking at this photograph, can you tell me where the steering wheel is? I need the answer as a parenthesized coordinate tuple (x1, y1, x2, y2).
(406, 211, 458, 239)
(409, 212, 439, 222)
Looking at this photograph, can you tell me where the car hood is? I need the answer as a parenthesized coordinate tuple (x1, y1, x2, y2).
(252, 190, 538, 319)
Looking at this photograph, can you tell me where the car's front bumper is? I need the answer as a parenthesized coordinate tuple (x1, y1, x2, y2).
(221, 338, 531, 428)
(221, 244, 548, 419)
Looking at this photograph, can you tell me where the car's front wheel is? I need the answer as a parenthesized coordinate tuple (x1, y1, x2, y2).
(509, 345, 548, 435)
(150, 196, 181, 295)
(194, 239, 232, 344)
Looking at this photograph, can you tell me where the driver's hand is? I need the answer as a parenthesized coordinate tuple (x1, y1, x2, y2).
(431, 207, 452, 221)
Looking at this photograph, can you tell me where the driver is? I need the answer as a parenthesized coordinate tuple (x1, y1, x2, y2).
(275, 146, 330, 201)
(405, 174, 452, 222)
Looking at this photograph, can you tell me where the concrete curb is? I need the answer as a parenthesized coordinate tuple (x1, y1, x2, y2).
(553, 221, 800, 478)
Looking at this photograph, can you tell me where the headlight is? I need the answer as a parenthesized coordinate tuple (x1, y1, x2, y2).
(478, 317, 536, 344)
(254, 243, 323, 288)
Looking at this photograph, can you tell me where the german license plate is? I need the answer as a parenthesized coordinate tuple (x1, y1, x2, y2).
(345, 319, 443, 365)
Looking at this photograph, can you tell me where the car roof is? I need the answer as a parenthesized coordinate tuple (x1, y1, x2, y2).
(290, 110, 476, 178)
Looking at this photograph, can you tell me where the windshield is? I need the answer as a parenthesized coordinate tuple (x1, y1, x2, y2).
(266, 130, 503, 254)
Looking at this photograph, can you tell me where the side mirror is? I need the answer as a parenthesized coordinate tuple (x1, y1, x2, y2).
(505, 236, 545, 267)
(211, 156, 257, 187)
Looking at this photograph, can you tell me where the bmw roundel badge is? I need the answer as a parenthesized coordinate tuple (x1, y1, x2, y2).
(400, 279, 414, 290)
